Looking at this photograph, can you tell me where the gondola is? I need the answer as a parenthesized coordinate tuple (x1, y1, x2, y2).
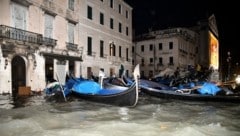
(71, 64, 140, 107)
(140, 81, 240, 103)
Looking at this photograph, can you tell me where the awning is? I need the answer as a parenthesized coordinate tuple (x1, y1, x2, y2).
(41, 52, 83, 61)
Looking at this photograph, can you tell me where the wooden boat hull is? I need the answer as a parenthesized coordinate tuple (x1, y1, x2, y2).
(72, 82, 138, 107)
(141, 87, 240, 103)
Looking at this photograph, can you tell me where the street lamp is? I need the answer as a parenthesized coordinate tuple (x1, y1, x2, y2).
(226, 51, 231, 81)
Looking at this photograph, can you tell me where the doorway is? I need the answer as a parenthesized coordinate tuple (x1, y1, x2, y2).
(11, 56, 26, 96)
(45, 57, 54, 83)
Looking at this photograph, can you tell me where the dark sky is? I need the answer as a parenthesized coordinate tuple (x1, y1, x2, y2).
(124, 0, 239, 64)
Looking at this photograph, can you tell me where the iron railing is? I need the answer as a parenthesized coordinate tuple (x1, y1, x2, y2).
(0, 25, 57, 46)
(66, 42, 78, 51)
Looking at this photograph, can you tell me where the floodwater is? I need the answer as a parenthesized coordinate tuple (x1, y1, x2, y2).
(0, 94, 240, 136)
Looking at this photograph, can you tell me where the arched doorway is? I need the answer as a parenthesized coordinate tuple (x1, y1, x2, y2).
(11, 55, 26, 96)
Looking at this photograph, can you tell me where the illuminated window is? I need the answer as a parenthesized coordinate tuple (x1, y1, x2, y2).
(109, 42, 116, 56)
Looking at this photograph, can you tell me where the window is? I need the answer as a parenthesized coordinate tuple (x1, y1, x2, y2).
(159, 57, 163, 65)
(68, 22, 75, 43)
(149, 71, 153, 77)
(118, 22, 122, 33)
(149, 44, 153, 51)
(150, 58, 153, 63)
(100, 12, 104, 25)
(110, 0, 114, 8)
(126, 10, 129, 19)
(68, 0, 74, 10)
(110, 18, 114, 29)
(87, 6, 92, 20)
(109, 42, 115, 56)
(126, 27, 129, 36)
(169, 57, 173, 65)
(118, 4, 122, 14)
(141, 45, 144, 52)
(141, 58, 144, 65)
(141, 71, 145, 78)
(119, 46, 122, 57)
(132, 46, 134, 53)
(44, 14, 54, 38)
(100, 40, 104, 57)
(159, 43, 162, 50)
(87, 37, 92, 55)
(12, 3, 27, 30)
(169, 42, 173, 49)
(126, 48, 129, 61)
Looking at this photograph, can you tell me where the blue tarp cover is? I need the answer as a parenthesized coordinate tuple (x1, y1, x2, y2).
(72, 81, 101, 94)
(197, 82, 221, 95)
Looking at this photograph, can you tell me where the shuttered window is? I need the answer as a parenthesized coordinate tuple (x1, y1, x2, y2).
(68, 23, 75, 43)
(44, 14, 54, 38)
(12, 3, 27, 30)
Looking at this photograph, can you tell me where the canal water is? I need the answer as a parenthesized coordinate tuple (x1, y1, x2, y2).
(0, 94, 240, 136)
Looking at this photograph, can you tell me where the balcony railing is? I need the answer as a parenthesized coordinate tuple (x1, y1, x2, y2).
(0, 25, 57, 46)
(43, 37, 57, 47)
(66, 42, 78, 51)
(0, 25, 42, 44)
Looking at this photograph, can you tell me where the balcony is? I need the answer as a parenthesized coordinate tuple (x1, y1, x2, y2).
(66, 42, 78, 51)
(0, 25, 42, 44)
(0, 25, 56, 47)
(43, 37, 57, 47)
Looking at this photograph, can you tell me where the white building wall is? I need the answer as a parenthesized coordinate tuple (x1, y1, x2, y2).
(135, 28, 198, 78)
(0, 0, 133, 94)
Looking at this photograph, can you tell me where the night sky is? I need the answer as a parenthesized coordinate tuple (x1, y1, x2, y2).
(124, 0, 239, 65)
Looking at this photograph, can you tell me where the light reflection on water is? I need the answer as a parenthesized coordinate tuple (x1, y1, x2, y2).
(0, 94, 240, 136)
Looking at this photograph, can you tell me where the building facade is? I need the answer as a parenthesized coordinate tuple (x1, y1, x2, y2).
(134, 28, 198, 78)
(0, 0, 133, 95)
(78, 0, 133, 79)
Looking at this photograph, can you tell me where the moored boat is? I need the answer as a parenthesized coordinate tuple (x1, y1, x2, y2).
(140, 81, 240, 103)
(71, 64, 140, 107)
